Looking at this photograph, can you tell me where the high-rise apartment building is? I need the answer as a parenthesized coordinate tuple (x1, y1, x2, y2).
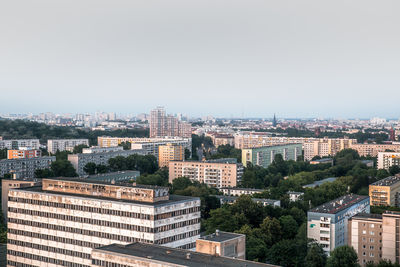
(7, 178, 201, 267)
(369, 176, 400, 206)
(242, 143, 302, 168)
(0, 139, 40, 150)
(378, 152, 400, 170)
(0, 156, 55, 179)
(303, 138, 356, 161)
(47, 139, 89, 154)
(307, 194, 370, 254)
(158, 144, 184, 168)
(149, 107, 192, 138)
(352, 143, 400, 157)
(348, 211, 400, 265)
(169, 159, 243, 188)
(7, 148, 41, 159)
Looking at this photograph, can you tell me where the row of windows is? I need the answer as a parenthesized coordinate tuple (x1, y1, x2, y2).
(9, 210, 199, 235)
(9, 196, 199, 220)
(155, 230, 200, 245)
(9, 228, 148, 245)
(7, 250, 89, 267)
(8, 239, 91, 259)
(92, 259, 130, 267)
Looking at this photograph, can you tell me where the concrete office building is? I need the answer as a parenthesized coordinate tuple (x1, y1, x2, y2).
(47, 139, 89, 154)
(348, 213, 383, 266)
(196, 230, 246, 259)
(369, 176, 400, 207)
(158, 144, 184, 168)
(169, 159, 243, 188)
(378, 152, 400, 170)
(7, 148, 41, 159)
(218, 187, 264, 196)
(1, 179, 41, 222)
(150, 107, 192, 138)
(352, 143, 400, 157)
(90, 243, 277, 267)
(0, 156, 55, 179)
(68, 149, 145, 176)
(307, 194, 370, 254)
(0, 139, 40, 150)
(7, 178, 201, 267)
(242, 143, 302, 168)
(348, 211, 400, 265)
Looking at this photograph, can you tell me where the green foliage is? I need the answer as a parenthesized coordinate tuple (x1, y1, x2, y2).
(389, 165, 400, 176)
(267, 238, 307, 267)
(326, 245, 359, 267)
(305, 242, 327, 267)
(366, 260, 400, 267)
(119, 142, 131, 150)
(107, 154, 158, 174)
(35, 160, 78, 177)
(73, 144, 89, 154)
(136, 168, 168, 186)
(208, 144, 241, 162)
(83, 163, 97, 175)
(279, 215, 298, 240)
(0, 148, 7, 159)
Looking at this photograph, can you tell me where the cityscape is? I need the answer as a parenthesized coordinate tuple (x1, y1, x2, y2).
(2, 0, 400, 267)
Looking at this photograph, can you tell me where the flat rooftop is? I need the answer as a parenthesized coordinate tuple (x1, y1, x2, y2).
(303, 177, 337, 188)
(85, 171, 140, 181)
(13, 186, 198, 207)
(352, 213, 383, 220)
(372, 176, 400, 187)
(219, 187, 263, 191)
(309, 194, 369, 214)
(93, 243, 277, 267)
(199, 231, 244, 243)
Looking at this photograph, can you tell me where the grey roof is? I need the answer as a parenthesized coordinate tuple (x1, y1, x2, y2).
(93, 243, 278, 267)
(199, 231, 244, 243)
(85, 170, 140, 181)
(219, 187, 263, 192)
(372, 176, 400, 187)
(303, 177, 337, 188)
(351, 213, 383, 220)
(310, 158, 333, 162)
(13, 186, 198, 207)
(309, 194, 369, 214)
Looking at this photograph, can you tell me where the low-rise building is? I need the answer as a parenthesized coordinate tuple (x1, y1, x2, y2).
(91, 243, 277, 267)
(7, 147, 41, 159)
(7, 178, 201, 266)
(369, 176, 400, 207)
(196, 230, 246, 259)
(47, 139, 89, 154)
(218, 187, 264, 196)
(288, 191, 304, 202)
(0, 156, 55, 179)
(214, 195, 281, 207)
(158, 144, 184, 168)
(169, 159, 243, 188)
(68, 149, 146, 176)
(378, 152, 400, 170)
(307, 194, 370, 254)
(242, 144, 302, 168)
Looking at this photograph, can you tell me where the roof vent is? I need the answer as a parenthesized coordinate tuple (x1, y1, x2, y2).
(216, 229, 220, 236)
(186, 253, 191, 259)
(166, 250, 171, 254)
(147, 255, 153, 259)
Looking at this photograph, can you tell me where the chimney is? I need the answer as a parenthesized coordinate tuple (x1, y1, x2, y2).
(186, 253, 191, 259)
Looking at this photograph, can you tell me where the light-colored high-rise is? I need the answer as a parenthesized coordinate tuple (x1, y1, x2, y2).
(378, 152, 400, 170)
(47, 139, 89, 154)
(7, 178, 201, 267)
(0, 139, 40, 150)
(149, 107, 192, 138)
(0, 156, 55, 179)
(352, 143, 400, 157)
(169, 159, 243, 188)
(158, 144, 184, 168)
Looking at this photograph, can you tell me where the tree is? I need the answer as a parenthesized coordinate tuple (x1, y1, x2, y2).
(267, 239, 307, 266)
(84, 162, 97, 175)
(0, 148, 7, 160)
(305, 242, 327, 267)
(119, 141, 131, 150)
(389, 165, 400, 176)
(279, 215, 298, 240)
(50, 160, 78, 177)
(73, 144, 89, 154)
(259, 217, 282, 247)
(326, 245, 359, 267)
(171, 177, 194, 192)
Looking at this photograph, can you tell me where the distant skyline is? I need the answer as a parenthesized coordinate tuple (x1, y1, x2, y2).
(1, 0, 400, 118)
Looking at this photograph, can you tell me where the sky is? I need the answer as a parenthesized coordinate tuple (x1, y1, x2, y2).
(1, 0, 400, 118)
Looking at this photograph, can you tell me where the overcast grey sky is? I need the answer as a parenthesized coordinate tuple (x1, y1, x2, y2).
(1, 0, 399, 118)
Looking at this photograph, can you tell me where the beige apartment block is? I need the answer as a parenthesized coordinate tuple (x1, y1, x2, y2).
(369, 176, 400, 207)
(158, 144, 184, 168)
(196, 230, 246, 259)
(378, 152, 400, 170)
(348, 213, 383, 266)
(303, 138, 356, 161)
(352, 143, 400, 157)
(348, 211, 400, 265)
(169, 159, 243, 188)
